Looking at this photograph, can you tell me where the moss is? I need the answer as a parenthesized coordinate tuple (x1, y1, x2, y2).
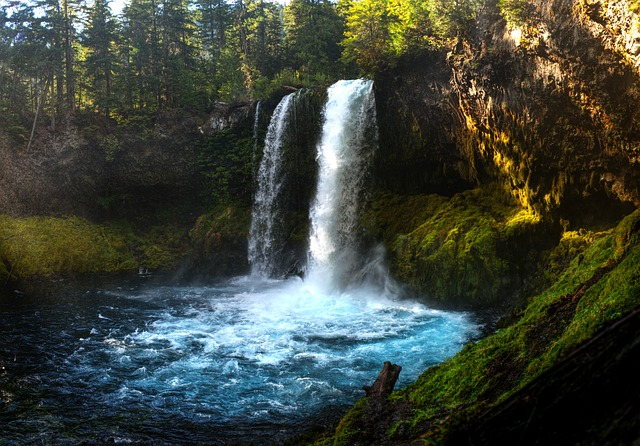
(311, 399, 367, 446)
(364, 184, 545, 306)
(0, 214, 191, 281)
(187, 205, 252, 276)
(0, 259, 11, 284)
(322, 210, 640, 444)
(190, 205, 252, 254)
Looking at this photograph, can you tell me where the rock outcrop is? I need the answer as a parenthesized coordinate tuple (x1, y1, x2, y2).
(0, 110, 204, 221)
(375, 0, 640, 225)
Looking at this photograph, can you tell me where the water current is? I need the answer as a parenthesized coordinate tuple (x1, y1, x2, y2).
(0, 278, 478, 444)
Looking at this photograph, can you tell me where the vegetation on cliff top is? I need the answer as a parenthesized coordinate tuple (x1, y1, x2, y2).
(316, 209, 640, 444)
(0, 0, 528, 144)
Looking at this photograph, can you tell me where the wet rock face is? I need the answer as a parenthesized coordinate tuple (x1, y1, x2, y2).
(374, 53, 474, 197)
(376, 0, 640, 226)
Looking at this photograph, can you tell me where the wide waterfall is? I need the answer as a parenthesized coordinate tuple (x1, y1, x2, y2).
(248, 93, 295, 277)
(308, 79, 380, 289)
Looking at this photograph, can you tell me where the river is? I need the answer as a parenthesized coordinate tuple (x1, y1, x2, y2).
(0, 275, 478, 444)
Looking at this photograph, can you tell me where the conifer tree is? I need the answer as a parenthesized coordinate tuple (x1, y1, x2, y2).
(284, 0, 343, 78)
(83, 0, 118, 117)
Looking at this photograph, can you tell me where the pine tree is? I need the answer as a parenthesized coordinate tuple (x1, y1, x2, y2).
(340, 0, 394, 73)
(284, 0, 344, 78)
(83, 0, 118, 117)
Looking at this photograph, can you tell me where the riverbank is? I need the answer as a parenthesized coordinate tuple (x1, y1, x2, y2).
(310, 209, 640, 445)
(0, 214, 193, 286)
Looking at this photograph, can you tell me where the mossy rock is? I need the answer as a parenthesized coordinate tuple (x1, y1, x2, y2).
(0, 214, 191, 280)
(189, 205, 252, 276)
(363, 184, 552, 308)
(0, 260, 12, 285)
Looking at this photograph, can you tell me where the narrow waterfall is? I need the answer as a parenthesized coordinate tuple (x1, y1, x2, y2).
(307, 79, 380, 289)
(248, 93, 295, 277)
(252, 100, 262, 162)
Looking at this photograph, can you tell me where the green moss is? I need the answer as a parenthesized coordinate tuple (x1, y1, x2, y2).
(190, 205, 252, 255)
(323, 210, 640, 444)
(364, 184, 544, 306)
(0, 214, 190, 281)
(315, 399, 367, 446)
(0, 259, 11, 284)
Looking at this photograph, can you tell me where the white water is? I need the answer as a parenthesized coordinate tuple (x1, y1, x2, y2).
(252, 100, 262, 161)
(308, 79, 380, 289)
(248, 93, 295, 277)
(0, 278, 479, 443)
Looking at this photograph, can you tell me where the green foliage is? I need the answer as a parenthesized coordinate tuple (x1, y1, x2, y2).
(340, 0, 397, 73)
(497, 0, 536, 27)
(190, 205, 252, 254)
(339, 0, 481, 74)
(82, 0, 119, 117)
(98, 134, 122, 161)
(427, 0, 482, 40)
(0, 0, 487, 110)
(198, 129, 254, 208)
(284, 0, 344, 78)
(0, 214, 190, 280)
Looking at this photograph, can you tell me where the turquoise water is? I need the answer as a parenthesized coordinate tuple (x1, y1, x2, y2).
(0, 276, 478, 444)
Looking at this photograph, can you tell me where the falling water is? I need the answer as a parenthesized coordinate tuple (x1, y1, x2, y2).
(252, 100, 262, 162)
(248, 93, 295, 277)
(308, 79, 379, 289)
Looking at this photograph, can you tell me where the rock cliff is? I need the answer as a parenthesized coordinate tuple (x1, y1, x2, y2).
(312, 0, 640, 443)
(370, 0, 640, 306)
(376, 0, 640, 219)
(0, 110, 204, 221)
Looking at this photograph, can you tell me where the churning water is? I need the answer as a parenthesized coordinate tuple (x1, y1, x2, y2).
(0, 278, 478, 444)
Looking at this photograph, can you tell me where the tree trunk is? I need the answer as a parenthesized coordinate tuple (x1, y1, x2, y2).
(27, 78, 50, 152)
(363, 361, 402, 399)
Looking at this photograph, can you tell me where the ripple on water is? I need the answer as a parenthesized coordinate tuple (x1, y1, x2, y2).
(0, 277, 480, 443)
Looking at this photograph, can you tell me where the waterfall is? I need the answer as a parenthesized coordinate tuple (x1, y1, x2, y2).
(248, 93, 295, 277)
(252, 100, 262, 163)
(307, 79, 380, 289)
(249, 80, 388, 290)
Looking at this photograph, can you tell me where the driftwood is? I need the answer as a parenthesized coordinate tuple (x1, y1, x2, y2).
(363, 361, 402, 399)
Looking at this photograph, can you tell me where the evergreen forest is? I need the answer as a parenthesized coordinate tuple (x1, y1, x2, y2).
(0, 0, 536, 129)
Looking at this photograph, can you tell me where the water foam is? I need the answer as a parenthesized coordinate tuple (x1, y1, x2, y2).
(93, 278, 477, 426)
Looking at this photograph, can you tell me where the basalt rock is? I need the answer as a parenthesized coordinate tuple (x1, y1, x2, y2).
(200, 101, 254, 135)
(0, 110, 204, 221)
(374, 0, 640, 226)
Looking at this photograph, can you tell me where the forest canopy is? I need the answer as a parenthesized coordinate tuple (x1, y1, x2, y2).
(0, 0, 525, 127)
